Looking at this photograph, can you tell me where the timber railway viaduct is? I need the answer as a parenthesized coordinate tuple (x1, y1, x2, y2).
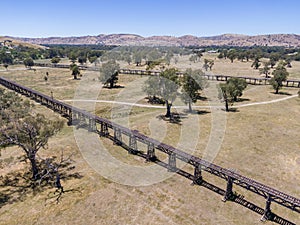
(0, 68, 300, 224)
(34, 62, 300, 88)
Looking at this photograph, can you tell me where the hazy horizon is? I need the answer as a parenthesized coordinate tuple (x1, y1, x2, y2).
(5, 33, 300, 39)
(1, 0, 300, 38)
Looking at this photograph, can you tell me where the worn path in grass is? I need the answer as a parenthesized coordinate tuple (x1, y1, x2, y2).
(63, 94, 298, 109)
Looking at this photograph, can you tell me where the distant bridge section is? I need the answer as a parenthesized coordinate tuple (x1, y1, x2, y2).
(33, 63, 300, 88)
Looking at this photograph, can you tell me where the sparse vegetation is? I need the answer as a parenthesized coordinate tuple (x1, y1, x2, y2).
(0, 44, 300, 225)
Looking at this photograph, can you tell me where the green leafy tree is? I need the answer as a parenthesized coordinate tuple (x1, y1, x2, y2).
(133, 52, 142, 66)
(0, 89, 63, 180)
(181, 69, 207, 112)
(70, 63, 80, 79)
(122, 52, 132, 65)
(269, 52, 280, 68)
(218, 52, 224, 59)
(68, 52, 77, 63)
(226, 78, 248, 101)
(146, 60, 163, 71)
(245, 50, 251, 61)
(0, 51, 13, 65)
(143, 68, 179, 118)
(88, 56, 98, 65)
(143, 76, 163, 103)
(219, 84, 230, 112)
(99, 60, 120, 88)
(270, 61, 289, 94)
(218, 78, 247, 111)
(51, 57, 61, 66)
(146, 49, 162, 65)
(237, 51, 246, 62)
(203, 59, 214, 71)
(269, 58, 277, 68)
(251, 57, 261, 70)
(227, 50, 236, 63)
(259, 62, 271, 78)
(78, 56, 87, 65)
(218, 49, 228, 60)
(23, 57, 34, 69)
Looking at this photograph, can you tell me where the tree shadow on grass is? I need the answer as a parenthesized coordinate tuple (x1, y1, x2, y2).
(184, 109, 211, 115)
(197, 96, 208, 101)
(0, 171, 37, 208)
(236, 97, 250, 102)
(156, 112, 190, 125)
(145, 96, 165, 105)
(277, 91, 292, 96)
(221, 108, 239, 113)
(103, 85, 125, 89)
(0, 157, 83, 208)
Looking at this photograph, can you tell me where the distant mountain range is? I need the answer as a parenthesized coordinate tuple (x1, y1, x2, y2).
(7, 33, 300, 47)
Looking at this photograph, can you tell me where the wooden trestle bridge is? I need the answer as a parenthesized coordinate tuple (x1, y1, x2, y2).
(0, 75, 299, 223)
(34, 63, 300, 88)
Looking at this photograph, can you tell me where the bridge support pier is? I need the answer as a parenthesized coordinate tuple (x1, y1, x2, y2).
(114, 128, 122, 145)
(261, 195, 273, 221)
(129, 135, 137, 154)
(193, 164, 203, 185)
(67, 111, 74, 126)
(223, 177, 234, 201)
(100, 123, 109, 137)
(168, 153, 177, 172)
(146, 143, 156, 162)
(88, 119, 96, 132)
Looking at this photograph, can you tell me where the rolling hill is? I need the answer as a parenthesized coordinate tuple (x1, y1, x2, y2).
(0, 36, 46, 49)
(9, 33, 300, 47)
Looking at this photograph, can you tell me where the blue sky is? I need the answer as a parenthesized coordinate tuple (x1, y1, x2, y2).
(1, 0, 300, 37)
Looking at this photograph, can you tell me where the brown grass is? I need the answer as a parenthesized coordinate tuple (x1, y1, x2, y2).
(0, 62, 300, 224)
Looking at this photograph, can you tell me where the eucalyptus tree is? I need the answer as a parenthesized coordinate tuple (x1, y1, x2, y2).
(99, 60, 120, 88)
(270, 61, 289, 94)
(143, 68, 180, 117)
(218, 78, 247, 111)
(0, 89, 63, 180)
(181, 69, 207, 112)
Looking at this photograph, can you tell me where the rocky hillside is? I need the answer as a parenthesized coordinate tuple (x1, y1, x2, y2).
(10, 33, 300, 47)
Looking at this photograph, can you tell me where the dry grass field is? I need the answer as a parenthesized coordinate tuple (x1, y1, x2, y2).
(0, 57, 300, 225)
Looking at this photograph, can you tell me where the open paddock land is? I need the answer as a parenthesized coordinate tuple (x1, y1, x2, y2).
(31, 52, 300, 80)
(0, 65, 300, 225)
(175, 53, 300, 80)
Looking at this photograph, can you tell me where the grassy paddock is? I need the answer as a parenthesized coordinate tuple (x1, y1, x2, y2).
(0, 64, 299, 224)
